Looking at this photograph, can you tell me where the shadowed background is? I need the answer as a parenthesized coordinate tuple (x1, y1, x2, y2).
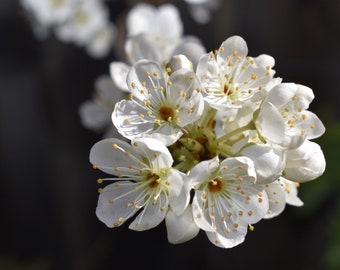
(1, 0, 339, 269)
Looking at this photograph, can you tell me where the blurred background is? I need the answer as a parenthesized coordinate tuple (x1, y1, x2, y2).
(1, 0, 340, 269)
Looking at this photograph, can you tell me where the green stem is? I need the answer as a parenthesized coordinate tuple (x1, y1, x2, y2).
(216, 121, 256, 143)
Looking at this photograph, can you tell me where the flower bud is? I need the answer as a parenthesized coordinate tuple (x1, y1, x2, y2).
(284, 140, 325, 182)
(166, 54, 193, 75)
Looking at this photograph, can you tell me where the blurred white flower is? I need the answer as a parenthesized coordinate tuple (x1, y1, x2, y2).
(184, 0, 222, 24)
(86, 22, 117, 59)
(79, 75, 125, 138)
(55, 0, 109, 46)
(21, 0, 77, 38)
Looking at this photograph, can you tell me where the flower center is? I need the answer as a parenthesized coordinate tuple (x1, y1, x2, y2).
(75, 11, 89, 25)
(208, 177, 223, 192)
(159, 106, 175, 122)
(51, 0, 64, 7)
(146, 172, 161, 188)
(224, 84, 233, 95)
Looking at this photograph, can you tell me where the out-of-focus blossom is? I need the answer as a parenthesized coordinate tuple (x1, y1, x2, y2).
(183, 0, 222, 24)
(21, 0, 116, 58)
(79, 75, 125, 138)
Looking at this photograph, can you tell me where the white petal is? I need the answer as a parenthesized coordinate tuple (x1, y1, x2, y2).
(263, 181, 286, 219)
(125, 34, 162, 64)
(79, 101, 110, 130)
(129, 193, 167, 231)
(241, 144, 285, 184)
(285, 140, 326, 182)
(172, 37, 206, 68)
(146, 128, 183, 146)
(94, 75, 116, 100)
(280, 178, 304, 207)
(192, 191, 215, 232)
(110, 62, 130, 92)
(188, 157, 220, 186)
(96, 182, 141, 227)
(206, 223, 247, 248)
(157, 4, 183, 41)
(112, 99, 154, 140)
(256, 101, 285, 145)
(127, 59, 165, 101)
(168, 170, 190, 215)
(217, 36, 248, 63)
(132, 137, 173, 168)
(165, 206, 200, 244)
(89, 138, 139, 175)
(126, 3, 156, 36)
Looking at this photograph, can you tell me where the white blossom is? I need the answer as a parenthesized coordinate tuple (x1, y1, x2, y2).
(189, 156, 269, 248)
(79, 75, 126, 138)
(112, 59, 204, 145)
(256, 83, 325, 149)
(196, 35, 275, 110)
(90, 137, 189, 230)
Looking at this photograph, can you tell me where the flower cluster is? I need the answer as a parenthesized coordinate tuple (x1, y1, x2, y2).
(20, 0, 116, 58)
(88, 4, 326, 248)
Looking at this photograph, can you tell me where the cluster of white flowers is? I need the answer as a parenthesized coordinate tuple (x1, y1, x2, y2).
(20, 0, 116, 58)
(87, 3, 326, 248)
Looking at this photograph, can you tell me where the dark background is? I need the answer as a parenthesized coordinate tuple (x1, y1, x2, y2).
(1, 0, 340, 269)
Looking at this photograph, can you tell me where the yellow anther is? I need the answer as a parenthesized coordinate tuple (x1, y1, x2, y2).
(251, 73, 258, 80)
(97, 178, 103, 184)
